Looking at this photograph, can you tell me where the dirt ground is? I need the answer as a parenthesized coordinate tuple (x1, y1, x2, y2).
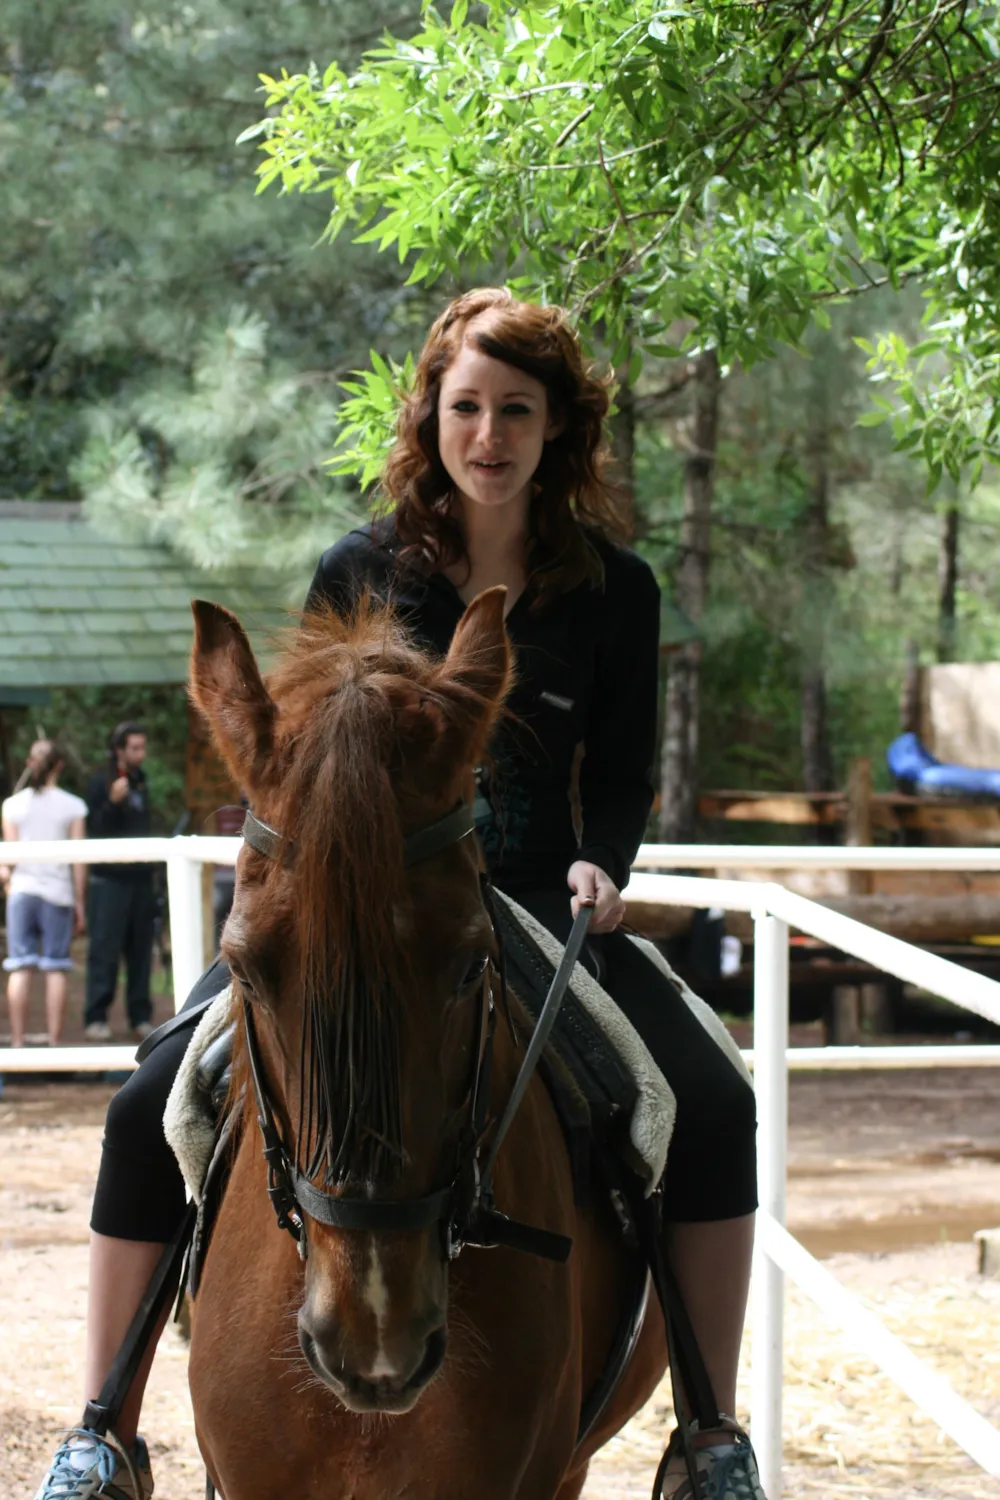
(2, 1062, 999, 1499)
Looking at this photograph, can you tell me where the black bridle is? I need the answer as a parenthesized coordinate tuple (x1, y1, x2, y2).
(239, 802, 588, 1265)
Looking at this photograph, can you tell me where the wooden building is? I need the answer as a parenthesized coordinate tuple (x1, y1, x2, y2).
(0, 499, 295, 820)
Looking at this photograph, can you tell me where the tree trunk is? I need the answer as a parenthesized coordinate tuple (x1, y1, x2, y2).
(800, 425, 835, 795)
(899, 638, 921, 734)
(659, 349, 720, 841)
(800, 666, 834, 794)
(609, 368, 636, 509)
(937, 496, 960, 663)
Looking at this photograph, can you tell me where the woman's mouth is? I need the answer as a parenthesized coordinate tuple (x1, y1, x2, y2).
(472, 460, 509, 474)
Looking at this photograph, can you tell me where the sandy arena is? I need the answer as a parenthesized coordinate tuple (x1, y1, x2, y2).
(2, 1062, 1000, 1498)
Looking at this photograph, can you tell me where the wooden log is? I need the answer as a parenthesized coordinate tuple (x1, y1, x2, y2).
(623, 892, 1000, 944)
(873, 870, 1000, 898)
(860, 982, 893, 1035)
(828, 892, 1000, 941)
(975, 1228, 1000, 1279)
(699, 785, 1000, 839)
(698, 791, 842, 825)
(623, 902, 695, 940)
(845, 758, 873, 847)
(829, 986, 861, 1045)
(845, 758, 873, 895)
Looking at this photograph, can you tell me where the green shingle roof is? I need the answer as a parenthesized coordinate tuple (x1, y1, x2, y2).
(0, 502, 300, 691)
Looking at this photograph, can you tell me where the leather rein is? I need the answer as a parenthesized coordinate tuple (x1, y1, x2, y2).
(239, 801, 590, 1266)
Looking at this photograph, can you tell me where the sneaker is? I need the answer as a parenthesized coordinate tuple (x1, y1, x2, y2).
(132, 1022, 154, 1042)
(35, 1430, 153, 1500)
(83, 1022, 113, 1042)
(660, 1425, 767, 1499)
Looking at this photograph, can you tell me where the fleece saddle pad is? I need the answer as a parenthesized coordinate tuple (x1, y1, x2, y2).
(164, 903, 749, 1207)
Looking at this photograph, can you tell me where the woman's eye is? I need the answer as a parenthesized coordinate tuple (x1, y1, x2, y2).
(452, 400, 478, 413)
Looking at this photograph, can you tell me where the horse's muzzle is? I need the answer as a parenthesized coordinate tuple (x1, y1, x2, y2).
(298, 1319, 448, 1414)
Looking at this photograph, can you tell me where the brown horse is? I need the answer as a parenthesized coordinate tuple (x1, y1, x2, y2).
(185, 588, 667, 1499)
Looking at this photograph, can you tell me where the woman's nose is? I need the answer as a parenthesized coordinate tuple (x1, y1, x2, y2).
(477, 410, 501, 445)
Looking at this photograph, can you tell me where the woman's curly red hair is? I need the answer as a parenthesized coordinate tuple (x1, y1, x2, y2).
(378, 288, 631, 601)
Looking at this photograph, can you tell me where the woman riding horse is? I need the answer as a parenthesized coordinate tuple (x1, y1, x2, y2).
(36, 289, 763, 1500)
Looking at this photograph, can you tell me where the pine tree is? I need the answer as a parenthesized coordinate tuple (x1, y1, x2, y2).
(0, 0, 429, 574)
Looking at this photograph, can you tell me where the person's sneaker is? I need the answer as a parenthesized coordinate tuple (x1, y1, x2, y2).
(132, 1022, 154, 1042)
(660, 1425, 767, 1499)
(35, 1430, 153, 1500)
(83, 1022, 113, 1042)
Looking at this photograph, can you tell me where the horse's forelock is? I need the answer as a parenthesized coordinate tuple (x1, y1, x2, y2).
(259, 598, 475, 1184)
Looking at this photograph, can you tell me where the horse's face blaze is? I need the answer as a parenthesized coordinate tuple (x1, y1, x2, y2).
(294, 866, 494, 1413)
(192, 588, 510, 1413)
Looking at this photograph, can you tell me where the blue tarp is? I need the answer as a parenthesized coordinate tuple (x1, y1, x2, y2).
(886, 732, 1000, 798)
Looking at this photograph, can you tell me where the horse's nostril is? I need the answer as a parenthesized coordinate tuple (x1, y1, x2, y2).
(421, 1324, 447, 1383)
(298, 1302, 447, 1413)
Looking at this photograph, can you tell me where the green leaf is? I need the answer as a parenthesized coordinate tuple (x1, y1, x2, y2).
(909, 340, 944, 360)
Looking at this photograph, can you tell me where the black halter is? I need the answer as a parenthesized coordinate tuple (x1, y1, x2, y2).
(239, 801, 584, 1264)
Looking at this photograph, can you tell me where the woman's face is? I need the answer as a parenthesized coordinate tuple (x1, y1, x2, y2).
(437, 338, 561, 521)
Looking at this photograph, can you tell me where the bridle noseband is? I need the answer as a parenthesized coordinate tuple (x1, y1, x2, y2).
(238, 801, 586, 1265)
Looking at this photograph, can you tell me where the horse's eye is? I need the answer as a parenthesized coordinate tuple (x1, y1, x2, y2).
(459, 955, 489, 992)
(228, 963, 256, 997)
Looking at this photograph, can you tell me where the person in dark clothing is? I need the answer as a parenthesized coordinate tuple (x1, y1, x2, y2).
(35, 290, 764, 1500)
(305, 519, 660, 902)
(83, 723, 156, 1042)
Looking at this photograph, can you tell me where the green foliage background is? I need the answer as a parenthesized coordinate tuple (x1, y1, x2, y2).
(4, 1, 1000, 839)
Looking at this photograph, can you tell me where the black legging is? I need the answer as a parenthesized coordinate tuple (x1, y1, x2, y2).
(91, 959, 230, 1242)
(513, 890, 756, 1223)
(90, 894, 757, 1242)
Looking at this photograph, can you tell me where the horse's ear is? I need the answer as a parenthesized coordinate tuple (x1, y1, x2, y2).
(436, 586, 511, 760)
(444, 586, 511, 700)
(189, 600, 276, 791)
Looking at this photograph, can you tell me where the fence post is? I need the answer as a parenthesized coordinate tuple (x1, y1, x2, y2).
(166, 840, 205, 1013)
(750, 910, 789, 1500)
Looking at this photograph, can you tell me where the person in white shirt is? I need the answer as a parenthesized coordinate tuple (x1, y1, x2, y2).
(1, 740, 87, 1046)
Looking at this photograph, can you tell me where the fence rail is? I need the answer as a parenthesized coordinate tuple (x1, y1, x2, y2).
(3, 837, 1000, 1492)
(635, 842, 1000, 871)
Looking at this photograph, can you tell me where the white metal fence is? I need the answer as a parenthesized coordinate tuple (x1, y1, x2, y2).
(3, 837, 1000, 1494)
(632, 869, 1000, 1495)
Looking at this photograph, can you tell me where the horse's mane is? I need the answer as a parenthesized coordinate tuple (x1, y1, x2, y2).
(257, 598, 480, 1188)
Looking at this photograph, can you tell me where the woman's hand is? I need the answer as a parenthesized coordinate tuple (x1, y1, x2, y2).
(567, 860, 626, 934)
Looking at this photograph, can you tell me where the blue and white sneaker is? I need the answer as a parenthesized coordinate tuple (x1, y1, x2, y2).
(661, 1424, 767, 1499)
(34, 1430, 153, 1500)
